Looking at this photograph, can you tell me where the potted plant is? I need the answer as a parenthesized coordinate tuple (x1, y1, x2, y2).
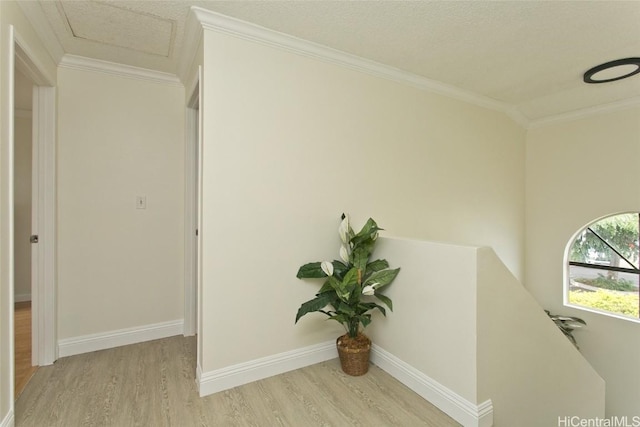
(295, 214, 400, 375)
(545, 310, 587, 349)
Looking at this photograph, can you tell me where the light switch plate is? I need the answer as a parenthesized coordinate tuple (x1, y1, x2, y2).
(136, 196, 147, 209)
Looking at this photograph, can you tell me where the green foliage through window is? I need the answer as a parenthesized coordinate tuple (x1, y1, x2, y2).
(569, 290, 639, 318)
(567, 213, 639, 320)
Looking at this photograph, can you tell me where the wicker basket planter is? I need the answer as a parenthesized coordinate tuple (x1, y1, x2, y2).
(336, 333, 371, 376)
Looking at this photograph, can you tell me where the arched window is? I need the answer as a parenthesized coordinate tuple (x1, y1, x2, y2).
(566, 213, 639, 321)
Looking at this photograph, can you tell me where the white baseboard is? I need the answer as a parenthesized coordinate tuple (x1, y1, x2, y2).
(198, 340, 336, 397)
(14, 294, 31, 303)
(0, 409, 14, 427)
(58, 319, 184, 358)
(196, 362, 203, 389)
(196, 340, 493, 425)
(371, 345, 493, 427)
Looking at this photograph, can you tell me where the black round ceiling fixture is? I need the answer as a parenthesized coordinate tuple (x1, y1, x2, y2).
(583, 57, 640, 84)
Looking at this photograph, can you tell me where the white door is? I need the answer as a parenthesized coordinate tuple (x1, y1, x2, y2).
(184, 66, 203, 339)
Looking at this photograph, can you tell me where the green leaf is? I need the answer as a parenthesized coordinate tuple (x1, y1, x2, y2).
(351, 218, 381, 246)
(296, 261, 349, 280)
(357, 302, 386, 316)
(328, 314, 349, 325)
(295, 293, 335, 323)
(352, 243, 373, 270)
(325, 276, 348, 301)
(366, 259, 389, 274)
(332, 260, 350, 279)
(337, 301, 356, 316)
(342, 268, 360, 290)
(318, 280, 334, 294)
(364, 268, 400, 288)
(374, 304, 386, 316)
(374, 293, 393, 311)
(359, 314, 372, 328)
(296, 262, 325, 279)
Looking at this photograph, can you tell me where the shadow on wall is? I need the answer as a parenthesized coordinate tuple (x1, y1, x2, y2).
(366, 237, 604, 427)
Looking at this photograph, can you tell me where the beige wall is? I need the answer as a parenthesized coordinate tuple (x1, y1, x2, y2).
(199, 29, 526, 373)
(370, 238, 479, 403)
(13, 114, 31, 300)
(0, 1, 58, 421)
(478, 247, 604, 425)
(370, 239, 604, 424)
(56, 67, 185, 338)
(526, 107, 640, 417)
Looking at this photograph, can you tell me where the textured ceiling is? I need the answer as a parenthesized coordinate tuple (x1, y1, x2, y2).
(24, 0, 640, 123)
(59, 1, 175, 56)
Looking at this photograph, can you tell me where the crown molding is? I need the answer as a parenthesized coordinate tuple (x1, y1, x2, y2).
(14, 30, 57, 87)
(528, 96, 640, 129)
(178, 7, 205, 84)
(59, 54, 182, 86)
(16, 0, 65, 64)
(189, 7, 528, 128)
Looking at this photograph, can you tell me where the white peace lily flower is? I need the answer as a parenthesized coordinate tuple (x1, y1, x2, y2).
(338, 215, 350, 243)
(369, 282, 381, 289)
(339, 245, 349, 263)
(361, 285, 375, 296)
(339, 226, 348, 244)
(321, 261, 334, 277)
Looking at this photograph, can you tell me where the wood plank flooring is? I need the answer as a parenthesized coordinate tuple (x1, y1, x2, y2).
(15, 336, 460, 426)
(14, 301, 38, 399)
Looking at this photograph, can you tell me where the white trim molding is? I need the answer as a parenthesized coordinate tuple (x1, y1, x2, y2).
(16, 1, 65, 65)
(371, 345, 494, 427)
(58, 320, 184, 358)
(0, 409, 14, 427)
(13, 21, 57, 87)
(197, 339, 493, 425)
(187, 6, 528, 128)
(528, 96, 640, 129)
(178, 7, 204, 84)
(198, 340, 337, 397)
(14, 294, 31, 303)
(196, 363, 203, 387)
(183, 104, 198, 338)
(59, 54, 182, 86)
(32, 85, 57, 366)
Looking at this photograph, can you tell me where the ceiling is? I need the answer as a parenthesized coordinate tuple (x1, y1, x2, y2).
(20, 0, 640, 124)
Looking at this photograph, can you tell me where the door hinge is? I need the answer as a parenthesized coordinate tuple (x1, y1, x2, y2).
(30, 235, 39, 244)
(196, 229, 199, 236)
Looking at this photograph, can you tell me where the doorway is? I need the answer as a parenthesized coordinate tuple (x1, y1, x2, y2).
(13, 65, 36, 397)
(10, 29, 58, 401)
(184, 66, 202, 376)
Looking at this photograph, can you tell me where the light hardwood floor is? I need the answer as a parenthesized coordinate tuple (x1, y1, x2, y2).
(14, 301, 38, 399)
(15, 336, 460, 426)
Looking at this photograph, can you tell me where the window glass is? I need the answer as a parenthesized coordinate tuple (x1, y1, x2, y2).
(567, 213, 639, 320)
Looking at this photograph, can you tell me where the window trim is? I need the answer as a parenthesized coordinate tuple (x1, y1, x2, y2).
(564, 212, 640, 324)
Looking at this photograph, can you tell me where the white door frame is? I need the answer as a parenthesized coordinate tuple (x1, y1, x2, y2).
(14, 30, 58, 366)
(184, 66, 202, 340)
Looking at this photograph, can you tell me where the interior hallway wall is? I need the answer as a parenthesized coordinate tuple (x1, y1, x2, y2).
(526, 106, 640, 417)
(13, 112, 31, 301)
(198, 29, 526, 374)
(56, 66, 186, 340)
